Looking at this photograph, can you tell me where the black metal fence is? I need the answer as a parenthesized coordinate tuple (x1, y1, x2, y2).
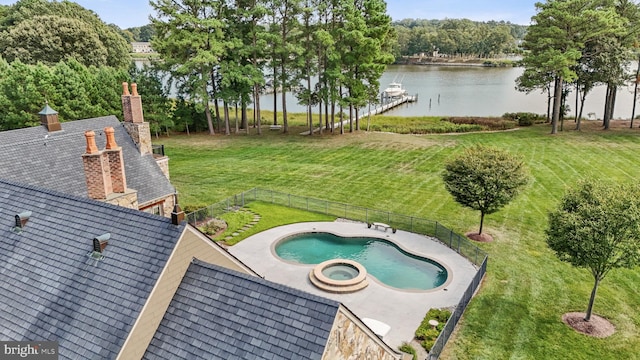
(186, 188, 488, 357)
(427, 256, 487, 359)
(152, 144, 165, 157)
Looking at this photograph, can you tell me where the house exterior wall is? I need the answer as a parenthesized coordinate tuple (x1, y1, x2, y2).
(132, 42, 155, 53)
(123, 122, 152, 155)
(105, 188, 139, 210)
(117, 226, 255, 360)
(323, 308, 400, 360)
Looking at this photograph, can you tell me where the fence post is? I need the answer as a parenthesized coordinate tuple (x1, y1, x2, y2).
(449, 228, 453, 248)
(457, 234, 461, 253)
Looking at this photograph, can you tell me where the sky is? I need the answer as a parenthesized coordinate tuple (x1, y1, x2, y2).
(0, 0, 537, 29)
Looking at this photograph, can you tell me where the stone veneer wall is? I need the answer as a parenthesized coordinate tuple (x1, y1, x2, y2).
(162, 195, 175, 218)
(105, 189, 139, 210)
(123, 122, 152, 155)
(323, 310, 399, 360)
(155, 156, 170, 180)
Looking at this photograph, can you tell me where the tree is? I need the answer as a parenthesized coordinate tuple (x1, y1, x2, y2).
(546, 179, 640, 321)
(0, 0, 130, 68)
(151, 0, 227, 136)
(1, 15, 108, 67)
(517, 0, 624, 134)
(442, 146, 529, 236)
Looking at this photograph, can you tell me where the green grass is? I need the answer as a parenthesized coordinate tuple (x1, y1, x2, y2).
(214, 202, 334, 245)
(158, 122, 640, 360)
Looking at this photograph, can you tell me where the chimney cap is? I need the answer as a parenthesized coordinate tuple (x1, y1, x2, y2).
(38, 103, 58, 116)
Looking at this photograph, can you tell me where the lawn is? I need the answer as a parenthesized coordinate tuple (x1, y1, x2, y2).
(158, 120, 640, 360)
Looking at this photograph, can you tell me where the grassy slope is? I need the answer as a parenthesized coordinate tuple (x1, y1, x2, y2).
(159, 123, 640, 360)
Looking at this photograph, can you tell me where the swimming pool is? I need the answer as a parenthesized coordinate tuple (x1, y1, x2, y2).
(274, 232, 449, 291)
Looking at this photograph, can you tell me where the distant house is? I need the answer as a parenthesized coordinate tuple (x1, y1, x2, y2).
(131, 42, 155, 53)
(0, 83, 175, 216)
(0, 179, 402, 359)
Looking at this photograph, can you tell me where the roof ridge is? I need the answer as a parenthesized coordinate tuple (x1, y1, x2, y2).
(190, 259, 340, 307)
(0, 177, 178, 224)
(0, 121, 124, 149)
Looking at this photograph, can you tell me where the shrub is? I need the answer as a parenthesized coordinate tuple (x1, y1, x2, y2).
(502, 112, 546, 126)
(415, 327, 439, 341)
(414, 308, 452, 352)
(445, 117, 516, 130)
(198, 218, 227, 236)
(421, 339, 436, 352)
(368, 122, 483, 134)
(398, 342, 417, 360)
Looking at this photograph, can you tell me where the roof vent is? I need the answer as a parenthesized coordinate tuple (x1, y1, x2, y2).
(13, 211, 32, 233)
(93, 233, 111, 253)
(88, 233, 110, 263)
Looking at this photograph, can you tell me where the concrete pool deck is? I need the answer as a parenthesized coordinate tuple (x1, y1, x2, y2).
(228, 221, 479, 349)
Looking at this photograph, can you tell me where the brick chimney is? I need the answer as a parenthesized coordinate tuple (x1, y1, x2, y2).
(103, 127, 127, 193)
(121, 82, 132, 123)
(130, 83, 144, 124)
(39, 102, 61, 132)
(121, 82, 152, 155)
(82, 130, 113, 200)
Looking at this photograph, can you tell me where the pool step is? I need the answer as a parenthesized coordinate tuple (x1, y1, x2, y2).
(308, 269, 369, 294)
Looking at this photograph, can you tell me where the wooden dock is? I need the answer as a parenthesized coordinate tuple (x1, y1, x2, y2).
(366, 94, 418, 117)
(300, 94, 417, 135)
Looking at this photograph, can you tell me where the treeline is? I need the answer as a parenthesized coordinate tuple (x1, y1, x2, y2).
(518, 0, 640, 133)
(122, 24, 155, 43)
(150, 0, 395, 136)
(392, 19, 527, 58)
(0, 59, 127, 130)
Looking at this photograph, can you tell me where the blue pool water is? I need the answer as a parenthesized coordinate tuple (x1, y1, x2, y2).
(275, 232, 448, 290)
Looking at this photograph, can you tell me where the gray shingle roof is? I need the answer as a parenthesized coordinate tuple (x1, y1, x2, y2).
(0, 178, 186, 359)
(143, 259, 340, 360)
(0, 116, 174, 205)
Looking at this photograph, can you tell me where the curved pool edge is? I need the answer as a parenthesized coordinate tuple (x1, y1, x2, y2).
(228, 220, 481, 349)
(268, 223, 454, 293)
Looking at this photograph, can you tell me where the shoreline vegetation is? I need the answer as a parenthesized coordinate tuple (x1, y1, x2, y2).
(394, 56, 517, 67)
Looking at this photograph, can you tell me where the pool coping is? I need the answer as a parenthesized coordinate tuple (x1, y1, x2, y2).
(228, 220, 479, 349)
(270, 230, 454, 293)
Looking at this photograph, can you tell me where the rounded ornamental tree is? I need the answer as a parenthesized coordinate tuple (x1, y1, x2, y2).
(442, 145, 529, 237)
(546, 179, 640, 321)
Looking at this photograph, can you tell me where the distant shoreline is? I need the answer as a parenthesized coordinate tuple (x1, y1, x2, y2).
(394, 57, 519, 68)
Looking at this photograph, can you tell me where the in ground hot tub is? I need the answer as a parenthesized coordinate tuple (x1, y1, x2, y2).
(309, 259, 368, 293)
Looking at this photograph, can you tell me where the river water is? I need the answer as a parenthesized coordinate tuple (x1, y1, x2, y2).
(258, 64, 639, 118)
(139, 58, 639, 118)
